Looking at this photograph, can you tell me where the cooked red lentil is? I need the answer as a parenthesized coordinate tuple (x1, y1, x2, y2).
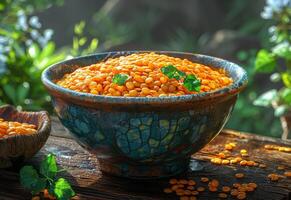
(0, 118, 37, 138)
(56, 52, 233, 97)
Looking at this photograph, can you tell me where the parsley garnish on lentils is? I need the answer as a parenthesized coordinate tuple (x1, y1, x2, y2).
(161, 65, 186, 80)
(111, 65, 201, 92)
(112, 74, 129, 85)
(161, 65, 201, 92)
(183, 74, 201, 92)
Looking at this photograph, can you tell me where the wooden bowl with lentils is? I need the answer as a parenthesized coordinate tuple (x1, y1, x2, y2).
(0, 105, 51, 168)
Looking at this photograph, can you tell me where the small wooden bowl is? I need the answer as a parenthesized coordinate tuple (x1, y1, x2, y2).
(0, 105, 51, 168)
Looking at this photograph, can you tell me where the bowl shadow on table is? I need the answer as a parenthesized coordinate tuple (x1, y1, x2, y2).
(81, 159, 236, 199)
(81, 159, 211, 199)
(86, 170, 178, 199)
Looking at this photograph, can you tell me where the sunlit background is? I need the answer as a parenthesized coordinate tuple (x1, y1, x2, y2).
(1, 0, 291, 138)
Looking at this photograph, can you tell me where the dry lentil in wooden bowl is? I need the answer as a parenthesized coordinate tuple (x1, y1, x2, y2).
(42, 51, 247, 179)
(0, 105, 51, 168)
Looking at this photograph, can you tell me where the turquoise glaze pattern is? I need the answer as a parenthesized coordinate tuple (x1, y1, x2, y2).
(42, 51, 247, 179)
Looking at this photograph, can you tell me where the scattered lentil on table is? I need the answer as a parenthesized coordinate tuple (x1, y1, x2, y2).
(163, 141, 291, 199)
(235, 173, 245, 179)
(267, 173, 280, 181)
(56, 52, 233, 97)
(264, 144, 291, 153)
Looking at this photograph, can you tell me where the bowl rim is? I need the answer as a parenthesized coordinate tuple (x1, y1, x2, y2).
(41, 51, 248, 104)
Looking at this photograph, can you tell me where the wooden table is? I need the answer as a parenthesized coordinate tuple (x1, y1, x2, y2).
(0, 118, 291, 200)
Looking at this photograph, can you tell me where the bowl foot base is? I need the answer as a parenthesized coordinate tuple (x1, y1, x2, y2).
(98, 158, 190, 179)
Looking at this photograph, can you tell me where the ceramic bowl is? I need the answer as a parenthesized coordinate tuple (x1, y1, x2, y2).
(0, 105, 51, 168)
(42, 51, 247, 179)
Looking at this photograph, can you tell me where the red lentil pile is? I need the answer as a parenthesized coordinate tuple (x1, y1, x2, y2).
(56, 52, 233, 97)
(0, 118, 37, 138)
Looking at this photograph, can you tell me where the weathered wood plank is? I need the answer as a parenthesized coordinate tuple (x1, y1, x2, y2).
(0, 123, 290, 199)
(222, 129, 291, 146)
(50, 116, 71, 139)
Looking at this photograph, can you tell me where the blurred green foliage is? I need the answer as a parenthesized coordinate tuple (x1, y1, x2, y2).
(0, 0, 64, 15)
(0, 0, 65, 111)
(71, 21, 99, 57)
(253, 0, 291, 118)
(225, 50, 281, 137)
(0, 1, 98, 111)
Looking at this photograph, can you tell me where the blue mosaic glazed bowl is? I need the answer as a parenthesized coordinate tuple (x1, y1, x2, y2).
(42, 51, 247, 179)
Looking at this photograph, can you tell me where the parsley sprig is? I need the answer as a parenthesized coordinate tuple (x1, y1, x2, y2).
(161, 65, 186, 80)
(112, 74, 129, 85)
(161, 65, 201, 92)
(183, 74, 201, 92)
(20, 154, 75, 200)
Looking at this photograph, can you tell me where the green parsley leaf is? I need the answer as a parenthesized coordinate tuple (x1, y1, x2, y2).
(161, 65, 186, 80)
(19, 154, 75, 199)
(112, 74, 129, 85)
(40, 154, 58, 180)
(20, 166, 47, 195)
(183, 74, 201, 92)
(54, 178, 76, 200)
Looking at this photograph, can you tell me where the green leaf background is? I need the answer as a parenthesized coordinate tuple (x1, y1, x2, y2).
(255, 50, 276, 73)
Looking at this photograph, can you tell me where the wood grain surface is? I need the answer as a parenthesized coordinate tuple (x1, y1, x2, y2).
(0, 118, 290, 200)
